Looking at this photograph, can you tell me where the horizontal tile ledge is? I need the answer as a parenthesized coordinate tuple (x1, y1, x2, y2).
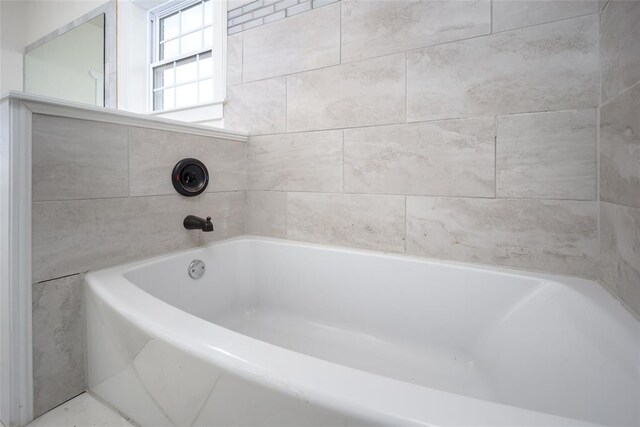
(2, 91, 249, 142)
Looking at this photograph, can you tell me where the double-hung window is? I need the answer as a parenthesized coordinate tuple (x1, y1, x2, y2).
(149, 0, 224, 113)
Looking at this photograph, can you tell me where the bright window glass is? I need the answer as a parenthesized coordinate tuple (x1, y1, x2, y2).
(151, 0, 216, 111)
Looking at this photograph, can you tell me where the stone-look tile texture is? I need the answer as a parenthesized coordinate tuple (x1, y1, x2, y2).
(32, 275, 85, 418)
(32, 117, 247, 415)
(406, 15, 599, 122)
(600, 0, 640, 103)
(492, 0, 599, 33)
(242, 3, 340, 82)
(600, 203, 640, 315)
(33, 115, 128, 201)
(344, 118, 495, 197)
(496, 110, 597, 200)
(287, 193, 405, 252)
(341, 0, 491, 63)
(199, 191, 247, 244)
(406, 197, 599, 278)
(227, 0, 604, 295)
(600, 81, 640, 208)
(599, 0, 640, 318)
(129, 127, 246, 196)
(249, 130, 343, 192)
(225, 77, 286, 134)
(247, 191, 287, 237)
(227, 33, 243, 86)
(287, 53, 405, 132)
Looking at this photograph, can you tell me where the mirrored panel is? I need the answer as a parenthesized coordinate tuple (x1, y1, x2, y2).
(24, 14, 105, 107)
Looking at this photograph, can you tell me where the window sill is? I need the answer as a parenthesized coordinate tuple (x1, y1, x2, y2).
(151, 100, 224, 124)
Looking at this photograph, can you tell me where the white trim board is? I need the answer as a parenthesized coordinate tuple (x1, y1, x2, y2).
(0, 99, 34, 427)
(0, 92, 247, 142)
(0, 91, 246, 426)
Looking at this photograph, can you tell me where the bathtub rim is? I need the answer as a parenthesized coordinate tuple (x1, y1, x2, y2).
(85, 235, 628, 427)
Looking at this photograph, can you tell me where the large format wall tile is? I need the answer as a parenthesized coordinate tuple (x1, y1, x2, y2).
(246, 191, 287, 238)
(249, 130, 343, 192)
(243, 3, 340, 82)
(407, 15, 599, 122)
(601, 0, 640, 103)
(493, 0, 599, 33)
(33, 196, 200, 283)
(287, 53, 405, 132)
(129, 127, 246, 196)
(32, 274, 85, 417)
(344, 118, 495, 197)
(496, 110, 597, 200)
(287, 193, 405, 252)
(199, 191, 247, 243)
(600, 81, 640, 208)
(227, 34, 243, 86)
(33, 115, 128, 201)
(225, 77, 286, 134)
(601, 202, 640, 317)
(406, 197, 599, 277)
(341, 0, 490, 63)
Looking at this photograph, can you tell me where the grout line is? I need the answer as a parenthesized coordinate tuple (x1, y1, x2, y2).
(403, 196, 407, 253)
(341, 129, 345, 193)
(493, 116, 498, 198)
(246, 105, 599, 137)
(246, 189, 600, 203)
(404, 51, 408, 123)
(490, 0, 493, 34)
(33, 190, 247, 204)
(34, 272, 83, 285)
(489, 10, 599, 36)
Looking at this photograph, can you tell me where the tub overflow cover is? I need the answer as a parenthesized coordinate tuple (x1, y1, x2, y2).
(188, 259, 206, 279)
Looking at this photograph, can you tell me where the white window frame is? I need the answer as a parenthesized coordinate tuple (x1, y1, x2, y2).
(148, 0, 226, 122)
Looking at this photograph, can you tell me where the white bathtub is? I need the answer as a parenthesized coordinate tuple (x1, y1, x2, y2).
(85, 237, 640, 427)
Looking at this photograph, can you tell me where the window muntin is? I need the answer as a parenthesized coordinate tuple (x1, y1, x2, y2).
(151, 0, 217, 112)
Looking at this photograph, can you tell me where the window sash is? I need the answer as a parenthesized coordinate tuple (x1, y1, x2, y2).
(149, 0, 224, 113)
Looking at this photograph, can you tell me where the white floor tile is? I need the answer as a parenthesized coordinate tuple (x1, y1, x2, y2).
(27, 393, 133, 427)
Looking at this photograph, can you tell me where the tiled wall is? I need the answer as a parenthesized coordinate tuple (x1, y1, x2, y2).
(31, 114, 246, 416)
(226, 0, 601, 279)
(227, 0, 339, 34)
(599, 0, 640, 318)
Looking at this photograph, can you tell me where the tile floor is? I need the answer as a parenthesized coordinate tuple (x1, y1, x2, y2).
(26, 393, 133, 427)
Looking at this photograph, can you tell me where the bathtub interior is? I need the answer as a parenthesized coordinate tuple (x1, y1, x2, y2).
(122, 238, 640, 426)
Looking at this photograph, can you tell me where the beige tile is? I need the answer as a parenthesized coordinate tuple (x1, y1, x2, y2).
(601, 0, 640, 103)
(600, 202, 640, 318)
(341, 0, 490, 63)
(497, 110, 597, 200)
(287, 53, 405, 132)
(287, 193, 405, 252)
(32, 196, 201, 282)
(406, 197, 599, 277)
(243, 4, 340, 82)
(249, 130, 343, 192)
(32, 115, 128, 201)
(493, 0, 599, 33)
(246, 191, 287, 238)
(227, 34, 243, 86)
(199, 191, 247, 243)
(129, 127, 246, 197)
(600, 81, 640, 208)
(344, 118, 495, 197)
(407, 15, 599, 122)
(225, 77, 286, 135)
(32, 275, 85, 417)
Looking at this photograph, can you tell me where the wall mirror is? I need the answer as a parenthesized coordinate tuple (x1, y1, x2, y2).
(23, 2, 116, 108)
